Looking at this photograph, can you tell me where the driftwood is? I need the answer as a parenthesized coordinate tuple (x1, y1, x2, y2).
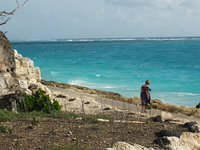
(0, 0, 28, 26)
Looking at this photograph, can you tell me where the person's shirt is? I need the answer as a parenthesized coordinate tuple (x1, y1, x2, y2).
(141, 85, 151, 92)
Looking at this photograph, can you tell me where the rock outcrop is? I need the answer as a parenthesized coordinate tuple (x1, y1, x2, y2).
(0, 31, 51, 111)
(0, 31, 20, 96)
(13, 49, 41, 93)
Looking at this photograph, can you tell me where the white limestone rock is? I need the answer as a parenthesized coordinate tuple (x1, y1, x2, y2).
(13, 49, 52, 96)
(13, 49, 34, 68)
(159, 111, 174, 122)
(18, 80, 28, 92)
(180, 132, 200, 149)
(14, 49, 41, 85)
(0, 76, 8, 95)
(161, 132, 200, 150)
(28, 82, 52, 98)
(106, 141, 154, 150)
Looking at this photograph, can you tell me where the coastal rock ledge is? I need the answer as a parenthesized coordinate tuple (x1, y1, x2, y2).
(0, 31, 50, 111)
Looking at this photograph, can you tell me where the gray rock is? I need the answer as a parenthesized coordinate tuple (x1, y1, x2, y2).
(190, 124, 200, 133)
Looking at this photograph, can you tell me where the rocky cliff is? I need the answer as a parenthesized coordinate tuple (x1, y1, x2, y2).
(0, 31, 20, 95)
(0, 31, 50, 111)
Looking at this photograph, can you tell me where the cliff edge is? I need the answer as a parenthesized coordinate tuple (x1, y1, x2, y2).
(0, 31, 50, 111)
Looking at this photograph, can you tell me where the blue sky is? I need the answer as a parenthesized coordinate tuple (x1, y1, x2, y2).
(1, 0, 200, 40)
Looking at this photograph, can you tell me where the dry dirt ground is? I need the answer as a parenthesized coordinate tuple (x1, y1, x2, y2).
(0, 111, 189, 150)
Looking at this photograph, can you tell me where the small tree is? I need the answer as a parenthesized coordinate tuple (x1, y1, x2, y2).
(0, 0, 28, 26)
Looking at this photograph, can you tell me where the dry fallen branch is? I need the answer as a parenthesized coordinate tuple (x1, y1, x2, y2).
(0, 0, 29, 26)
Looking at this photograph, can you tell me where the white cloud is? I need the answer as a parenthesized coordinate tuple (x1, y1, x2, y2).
(104, 0, 200, 22)
(2, 0, 200, 40)
(105, 0, 200, 10)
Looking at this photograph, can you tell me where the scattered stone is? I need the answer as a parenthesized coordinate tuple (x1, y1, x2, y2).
(75, 117, 82, 120)
(72, 138, 77, 141)
(68, 98, 76, 101)
(97, 118, 109, 122)
(154, 112, 174, 122)
(103, 107, 111, 110)
(84, 101, 90, 104)
(66, 131, 73, 137)
(183, 121, 198, 128)
(127, 112, 136, 115)
(56, 94, 66, 98)
(189, 124, 200, 133)
(155, 130, 182, 138)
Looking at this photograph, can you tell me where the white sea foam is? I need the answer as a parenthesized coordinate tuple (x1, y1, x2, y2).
(151, 92, 200, 108)
(68, 79, 120, 90)
(177, 92, 199, 96)
(50, 71, 58, 75)
(101, 86, 117, 89)
(95, 74, 101, 77)
(166, 92, 199, 97)
(68, 79, 88, 86)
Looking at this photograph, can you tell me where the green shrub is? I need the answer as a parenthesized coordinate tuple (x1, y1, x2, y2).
(18, 88, 61, 114)
(0, 109, 17, 122)
(16, 110, 51, 118)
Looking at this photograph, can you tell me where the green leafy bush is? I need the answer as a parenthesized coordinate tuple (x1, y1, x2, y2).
(18, 88, 61, 114)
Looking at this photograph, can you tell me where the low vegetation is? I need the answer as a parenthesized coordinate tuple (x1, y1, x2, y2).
(17, 88, 61, 114)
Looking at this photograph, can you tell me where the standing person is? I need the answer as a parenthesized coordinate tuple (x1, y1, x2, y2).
(140, 80, 151, 112)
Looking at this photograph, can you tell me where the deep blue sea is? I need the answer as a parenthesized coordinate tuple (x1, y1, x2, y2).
(11, 37, 200, 108)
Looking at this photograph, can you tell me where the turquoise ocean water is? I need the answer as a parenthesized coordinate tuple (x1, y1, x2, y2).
(11, 37, 200, 108)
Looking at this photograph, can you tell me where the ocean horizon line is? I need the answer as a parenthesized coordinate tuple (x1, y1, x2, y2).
(10, 36, 200, 43)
